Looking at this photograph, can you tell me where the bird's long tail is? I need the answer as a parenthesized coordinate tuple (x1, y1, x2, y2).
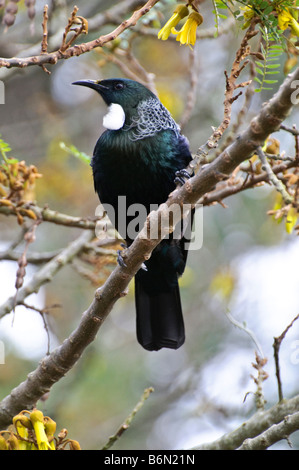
(134, 266, 185, 351)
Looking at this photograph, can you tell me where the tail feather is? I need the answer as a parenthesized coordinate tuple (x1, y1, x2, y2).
(135, 276, 185, 351)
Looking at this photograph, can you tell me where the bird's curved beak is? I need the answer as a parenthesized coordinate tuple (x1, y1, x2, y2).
(72, 80, 108, 92)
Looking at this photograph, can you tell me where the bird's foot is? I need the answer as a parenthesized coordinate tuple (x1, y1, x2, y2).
(141, 262, 148, 271)
(117, 243, 127, 268)
(174, 169, 192, 186)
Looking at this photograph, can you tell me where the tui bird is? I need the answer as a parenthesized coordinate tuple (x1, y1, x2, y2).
(73, 78, 193, 351)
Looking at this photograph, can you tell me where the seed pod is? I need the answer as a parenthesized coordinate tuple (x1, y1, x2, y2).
(21, 208, 37, 220)
(16, 212, 24, 225)
(15, 267, 26, 288)
(0, 198, 13, 206)
(18, 253, 27, 268)
(68, 439, 81, 450)
(5, 1, 18, 14)
(57, 428, 68, 440)
(27, 5, 35, 20)
(3, 12, 15, 27)
(0, 186, 7, 197)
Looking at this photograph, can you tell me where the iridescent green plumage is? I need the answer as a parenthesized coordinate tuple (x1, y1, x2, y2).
(73, 78, 192, 351)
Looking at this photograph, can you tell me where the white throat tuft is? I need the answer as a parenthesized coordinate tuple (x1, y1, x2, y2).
(103, 103, 125, 130)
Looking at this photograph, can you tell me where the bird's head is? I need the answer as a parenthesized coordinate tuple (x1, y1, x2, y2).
(72, 78, 157, 130)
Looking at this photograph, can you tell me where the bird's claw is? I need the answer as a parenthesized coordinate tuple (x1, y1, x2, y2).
(117, 243, 127, 268)
(174, 169, 192, 186)
(141, 262, 148, 271)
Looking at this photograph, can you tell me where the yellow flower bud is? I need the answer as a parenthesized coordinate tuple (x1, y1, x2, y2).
(0, 435, 8, 450)
(13, 414, 32, 450)
(7, 433, 20, 450)
(44, 416, 57, 450)
(264, 137, 280, 155)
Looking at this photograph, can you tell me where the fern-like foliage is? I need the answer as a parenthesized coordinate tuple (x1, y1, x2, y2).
(212, 1, 229, 36)
(0, 134, 18, 167)
(254, 26, 283, 92)
(0, 135, 12, 157)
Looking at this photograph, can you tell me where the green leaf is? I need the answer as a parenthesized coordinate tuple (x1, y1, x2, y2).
(263, 79, 278, 84)
(255, 67, 264, 75)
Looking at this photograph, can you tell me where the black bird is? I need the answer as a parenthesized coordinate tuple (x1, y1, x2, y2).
(73, 78, 192, 351)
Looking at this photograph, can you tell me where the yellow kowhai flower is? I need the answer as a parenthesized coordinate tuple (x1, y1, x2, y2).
(30, 410, 52, 450)
(158, 4, 189, 41)
(172, 11, 203, 48)
(240, 5, 255, 29)
(277, 8, 299, 36)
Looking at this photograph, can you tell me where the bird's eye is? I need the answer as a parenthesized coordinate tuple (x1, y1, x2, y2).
(114, 83, 124, 90)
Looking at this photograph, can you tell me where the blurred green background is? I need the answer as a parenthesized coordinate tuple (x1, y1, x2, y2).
(1, 0, 299, 450)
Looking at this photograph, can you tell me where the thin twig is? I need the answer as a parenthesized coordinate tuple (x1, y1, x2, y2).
(179, 47, 200, 130)
(41, 5, 49, 54)
(273, 313, 299, 403)
(200, 158, 297, 207)
(280, 124, 299, 136)
(256, 146, 293, 204)
(19, 302, 61, 355)
(225, 310, 264, 358)
(0, 203, 101, 229)
(101, 387, 154, 450)
(0, 0, 160, 70)
(249, 352, 268, 411)
(194, 393, 299, 450)
(237, 411, 299, 450)
(187, 21, 258, 174)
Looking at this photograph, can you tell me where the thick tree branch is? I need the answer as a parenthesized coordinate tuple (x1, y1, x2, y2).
(194, 393, 299, 450)
(0, 67, 298, 432)
(237, 411, 299, 450)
